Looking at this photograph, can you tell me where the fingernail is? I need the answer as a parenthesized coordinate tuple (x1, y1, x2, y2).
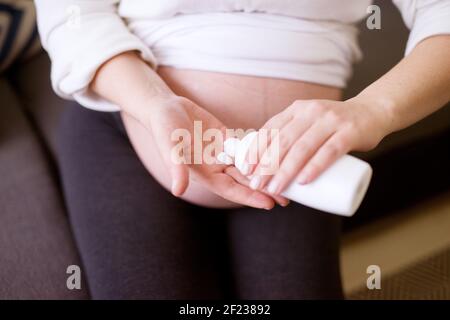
(267, 179, 279, 194)
(217, 152, 233, 165)
(240, 162, 250, 176)
(298, 172, 308, 185)
(171, 180, 179, 196)
(249, 176, 261, 190)
(280, 200, 290, 207)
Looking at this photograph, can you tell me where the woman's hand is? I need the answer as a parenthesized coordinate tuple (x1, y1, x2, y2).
(91, 51, 287, 209)
(246, 36, 450, 196)
(245, 97, 391, 195)
(139, 94, 284, 209)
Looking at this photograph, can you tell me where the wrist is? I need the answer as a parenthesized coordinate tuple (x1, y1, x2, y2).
(350, 92, 397, 136)
(129, 92, 180, 126)
(91, 50, 178, 122)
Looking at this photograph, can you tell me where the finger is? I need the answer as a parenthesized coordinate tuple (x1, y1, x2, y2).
(209, 173, 275, 210)
(121, 110, 190, 197)
(249, 119, 312, 191)
(170, 163, 189, 196)
(244, 111, 293, 175)
(265, 121, 335, 195)
(217, 152, 234, 165)
(242, 130, 269, 175)
(162, 130, 192, 196)
(297, 131, 352, 184)
(225, 166, 290, 207)
(154, 121, 192, 197)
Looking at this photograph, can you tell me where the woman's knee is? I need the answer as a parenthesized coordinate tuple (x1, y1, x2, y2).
(228, 204, 343, 299)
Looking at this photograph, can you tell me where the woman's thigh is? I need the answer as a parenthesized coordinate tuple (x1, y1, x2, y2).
(57, 104, 230, 299)
(228, 204, 343, 299)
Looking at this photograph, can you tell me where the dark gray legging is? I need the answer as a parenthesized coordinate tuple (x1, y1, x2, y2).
(57, 104, 343, 299)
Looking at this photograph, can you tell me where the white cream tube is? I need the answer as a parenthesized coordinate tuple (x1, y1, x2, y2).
(219, 132, 372, 217)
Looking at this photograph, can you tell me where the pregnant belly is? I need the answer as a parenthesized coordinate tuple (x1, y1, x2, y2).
(122, 67, 342, 208)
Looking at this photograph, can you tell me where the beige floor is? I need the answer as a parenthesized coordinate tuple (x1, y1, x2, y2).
(341, 191, 450, 296)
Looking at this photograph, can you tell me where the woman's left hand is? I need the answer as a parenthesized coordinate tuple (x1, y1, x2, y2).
(245, 97, 392, 195)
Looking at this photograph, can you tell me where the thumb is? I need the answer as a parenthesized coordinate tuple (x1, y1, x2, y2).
(166, 129, 190, 196)
(150, 120, 191, 197)
(170, 163, 189, 197)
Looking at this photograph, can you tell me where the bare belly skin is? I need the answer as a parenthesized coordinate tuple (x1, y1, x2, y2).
(122, 67, 342, 208)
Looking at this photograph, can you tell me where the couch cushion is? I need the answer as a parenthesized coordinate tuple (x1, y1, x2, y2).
(0, 77, 88, 299)
(8, 52, 68, 159)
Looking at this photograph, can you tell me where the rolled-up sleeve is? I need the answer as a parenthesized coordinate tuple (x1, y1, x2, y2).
(393, 0, 450, 55)
(35, 0, 157, 111)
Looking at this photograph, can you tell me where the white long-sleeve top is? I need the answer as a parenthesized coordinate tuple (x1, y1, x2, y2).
(35, 0, 450, 112)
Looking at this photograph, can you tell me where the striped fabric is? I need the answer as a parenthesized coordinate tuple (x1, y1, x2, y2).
(0, 0, 40, 73)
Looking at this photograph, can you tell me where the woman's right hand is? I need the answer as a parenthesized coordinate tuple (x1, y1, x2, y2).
(91, 52, 285, 209)
(136, 94, 284, 209)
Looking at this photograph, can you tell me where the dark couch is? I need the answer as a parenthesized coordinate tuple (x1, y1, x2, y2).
(0, 1, 448, 298)
(0, 53, 88, 299)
